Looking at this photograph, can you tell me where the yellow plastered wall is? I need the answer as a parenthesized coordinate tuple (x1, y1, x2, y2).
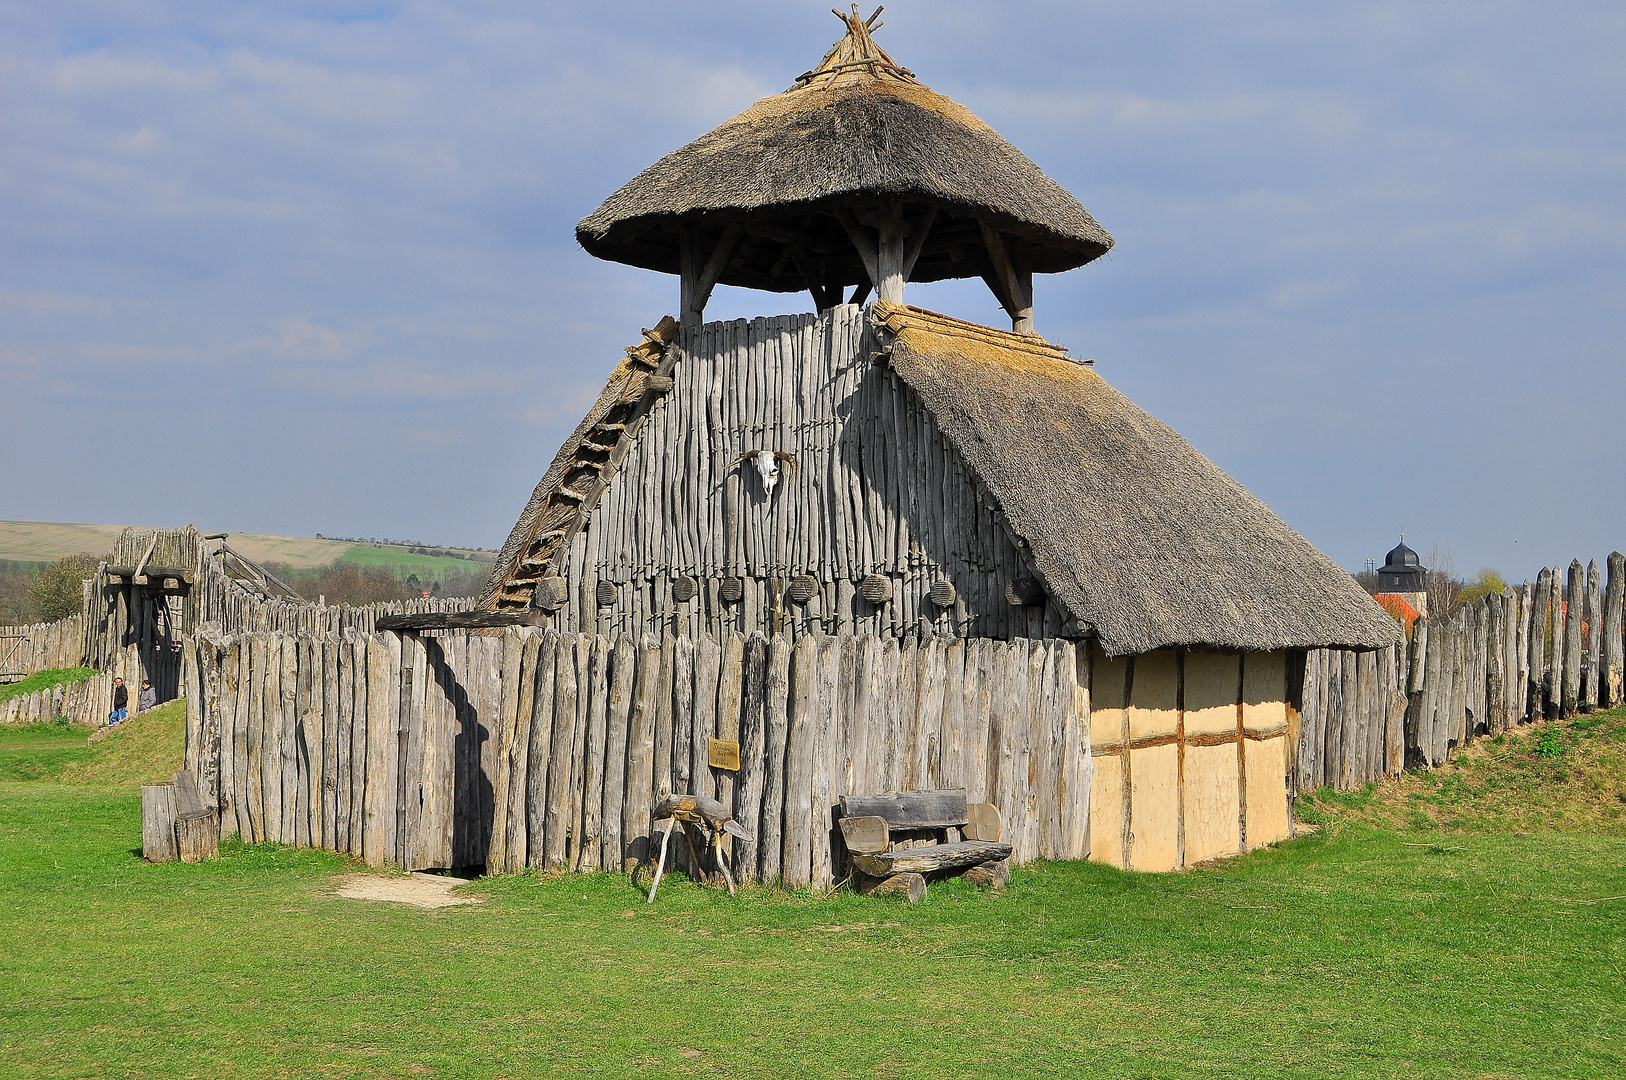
(1087, 646, 1129, 869)
(1127, 650, 1180, 872)
(1245, 738, 1290, 848)
(1127, 649, 1178, 740)
(1243, 651, 1289, 734)
(1182, 651, 1243, 863)
(1243, 651, 1291, 848)
(1087, 645, 1295, 871)
(1184, 652, 1240, 737)
(1088, 753, 1124, 868)
(1128, 743, 1180, 872)
(1182, 742, 1240, 864)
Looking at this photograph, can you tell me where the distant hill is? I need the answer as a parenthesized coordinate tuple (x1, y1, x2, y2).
(0, 521, 125, 564)
(0, 521, 494, 576)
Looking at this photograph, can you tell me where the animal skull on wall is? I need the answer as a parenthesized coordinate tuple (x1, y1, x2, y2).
(753, 451, 781, 496)
(728, 450, 797, 498)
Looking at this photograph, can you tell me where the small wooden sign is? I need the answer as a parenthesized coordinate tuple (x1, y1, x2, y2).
(707, 737, 740, 771)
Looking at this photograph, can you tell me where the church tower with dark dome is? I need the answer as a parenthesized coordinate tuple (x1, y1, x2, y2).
(1376, 539, 1428, 615)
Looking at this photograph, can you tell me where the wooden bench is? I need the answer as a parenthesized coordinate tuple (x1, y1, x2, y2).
(838, 789, 1012, 901)
(141, 770, 219, 864)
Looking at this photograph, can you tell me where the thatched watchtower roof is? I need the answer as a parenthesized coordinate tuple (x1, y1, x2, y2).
(576, 7, 1113, 298)
(872, 303, 1402, 656)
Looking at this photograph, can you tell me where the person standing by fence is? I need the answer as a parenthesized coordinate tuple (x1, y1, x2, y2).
(137, 679, 156, 713)
(109, 677, 127, 725)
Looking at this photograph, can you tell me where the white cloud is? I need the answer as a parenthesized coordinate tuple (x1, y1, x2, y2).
(237, 317, 353, 362)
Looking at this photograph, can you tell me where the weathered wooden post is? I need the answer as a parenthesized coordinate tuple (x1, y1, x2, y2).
(171, 770, 219, 863)
(1515, 582, 1532, 721)
(1502, 588, 1521, 729)
(1605, 552, 1625, 709)
(1529, 569, 1551, 721)
(1547, 568, 1564, 718)
(1562, 560, 1584, 717)
(1583, 559, 1602, 712)
(141, 783, 178, 863)
(1486, 596, 1506, 734)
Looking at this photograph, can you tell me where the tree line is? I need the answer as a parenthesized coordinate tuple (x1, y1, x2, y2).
(0, 554, 102, 624)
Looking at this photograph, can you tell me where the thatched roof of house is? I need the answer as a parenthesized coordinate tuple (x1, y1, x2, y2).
(576, 8, 1113, 295)
(872, 302, 1402, 656)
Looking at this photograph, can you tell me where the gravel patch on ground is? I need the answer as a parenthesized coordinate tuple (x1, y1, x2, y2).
(334, 872, 481, 909)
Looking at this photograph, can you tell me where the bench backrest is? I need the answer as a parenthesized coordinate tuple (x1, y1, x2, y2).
(840, 789, 968, 830)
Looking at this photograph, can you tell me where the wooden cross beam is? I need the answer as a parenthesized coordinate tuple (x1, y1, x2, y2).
(836, 203, 937, 306)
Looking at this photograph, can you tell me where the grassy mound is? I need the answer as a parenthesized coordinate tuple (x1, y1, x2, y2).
(0, 698, 184, 784)
(1298, 703, 1626, 835)
(0, 667, 98, 705)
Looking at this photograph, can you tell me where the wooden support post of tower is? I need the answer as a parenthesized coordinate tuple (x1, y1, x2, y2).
(680, 224, 742, 329)
(979, 221, 1034, 334)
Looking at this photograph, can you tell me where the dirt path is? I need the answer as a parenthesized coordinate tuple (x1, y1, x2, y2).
(334, 872, 482, 909)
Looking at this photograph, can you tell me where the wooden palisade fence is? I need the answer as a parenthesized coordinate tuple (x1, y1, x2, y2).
(13, 531, 1625, 883)
(81, 525, 474, 693)
(1297, 552, 1626, 792)
(1, 616, 85, 678)
(0, 671, 119, 727)
(181, 627, 1092, 887)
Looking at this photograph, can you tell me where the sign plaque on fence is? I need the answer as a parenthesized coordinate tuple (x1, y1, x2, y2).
(708, 738, 741, 771)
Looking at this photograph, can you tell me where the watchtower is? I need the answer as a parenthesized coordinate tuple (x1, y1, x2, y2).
(575, 6, 1113, 335)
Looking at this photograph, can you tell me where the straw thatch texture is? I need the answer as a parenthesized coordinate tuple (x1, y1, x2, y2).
(576, 19, 1112, 293)
(872, 302, 1401, 657)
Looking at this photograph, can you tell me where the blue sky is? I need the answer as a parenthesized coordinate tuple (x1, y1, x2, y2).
(2, 2, 1622, 581)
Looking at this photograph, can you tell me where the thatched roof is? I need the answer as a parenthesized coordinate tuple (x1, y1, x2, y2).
(871, 302, 1402, 656)
(576, 8, 1113, 295)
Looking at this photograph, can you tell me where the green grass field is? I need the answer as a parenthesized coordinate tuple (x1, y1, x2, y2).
(335, 542, 494, 581)
(1, 707, 1622, 1078)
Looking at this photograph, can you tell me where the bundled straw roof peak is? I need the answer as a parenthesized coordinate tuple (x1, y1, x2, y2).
(576, 6, 1113, 296)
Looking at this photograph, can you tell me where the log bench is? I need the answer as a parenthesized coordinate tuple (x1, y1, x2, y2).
(838, 789, 1012, 901)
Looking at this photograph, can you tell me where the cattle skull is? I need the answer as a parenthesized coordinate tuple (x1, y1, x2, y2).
(729, 450, 797, 499)
(753, 451, 781, 496)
